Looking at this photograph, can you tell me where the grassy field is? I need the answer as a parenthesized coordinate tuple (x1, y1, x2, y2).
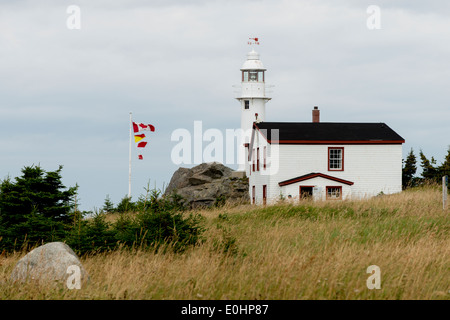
(0, 185, 448, 300)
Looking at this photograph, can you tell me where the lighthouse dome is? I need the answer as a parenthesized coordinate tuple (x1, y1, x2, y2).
(241, 49, 266, 71)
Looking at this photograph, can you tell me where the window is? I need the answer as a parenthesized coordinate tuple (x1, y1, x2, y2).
(328, 147, 344, 171)
(252, 148, 255, 172)
(249, 71, 258, 81)
(263, 146, 266, 170)
(257, 147, 260, 171)
(326, 186, 342, 200)
(242, 71, 264, 82)
(244, 100, 249, 109)
(252, 186, 256, 204)
(243, 72, 248, 82)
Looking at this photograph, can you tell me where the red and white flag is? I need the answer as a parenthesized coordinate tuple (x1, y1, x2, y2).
(133, 122, 155, 133)
(133, 122, 155, 160)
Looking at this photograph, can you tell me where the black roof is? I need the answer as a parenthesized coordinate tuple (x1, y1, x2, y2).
(254, 122, 404, 143)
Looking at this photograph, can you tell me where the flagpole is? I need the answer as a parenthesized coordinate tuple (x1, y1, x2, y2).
(128, 112, 132, 199)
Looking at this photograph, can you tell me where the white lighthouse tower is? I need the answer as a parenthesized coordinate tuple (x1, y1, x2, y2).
(237, 49, 271, 133)
(236, 48, 271, 172)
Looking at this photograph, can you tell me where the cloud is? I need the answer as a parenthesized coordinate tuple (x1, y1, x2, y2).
(1, 0, 449, 210)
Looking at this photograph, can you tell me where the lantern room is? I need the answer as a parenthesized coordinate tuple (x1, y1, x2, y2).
(240, 49, 266, 83)
(242, 70, 265, 82)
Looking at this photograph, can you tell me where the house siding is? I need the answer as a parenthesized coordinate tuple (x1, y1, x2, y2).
(249, 130, 402, 204)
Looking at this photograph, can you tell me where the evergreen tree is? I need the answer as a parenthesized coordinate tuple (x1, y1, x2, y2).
(402, 148, 417, 188)
(419, 150, 439, 182)
(116, 195, 136, 213)
(0, 165, 203, 255)
(0, 165, 77, 250)
(102, 194, 115, 213)
(438, 146, 450, 178)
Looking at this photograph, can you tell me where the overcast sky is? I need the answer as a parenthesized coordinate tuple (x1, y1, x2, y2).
(1, 0, 449, 211)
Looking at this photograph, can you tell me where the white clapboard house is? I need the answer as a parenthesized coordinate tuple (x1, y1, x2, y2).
(236, 49, 405, 204)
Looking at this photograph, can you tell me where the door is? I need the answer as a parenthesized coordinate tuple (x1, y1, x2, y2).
(262, 185, 267, 205)
(299, 186, 314, 200)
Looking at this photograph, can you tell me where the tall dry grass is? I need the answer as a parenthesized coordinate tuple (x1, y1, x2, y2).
(0, 185, 448, 299)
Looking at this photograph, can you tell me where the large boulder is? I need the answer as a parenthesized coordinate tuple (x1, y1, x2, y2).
(164, 162, 249, 208)
(10, 242, 88, 286)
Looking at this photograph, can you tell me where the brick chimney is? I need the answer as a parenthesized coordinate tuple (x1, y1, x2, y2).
(312, 106, 320, 123)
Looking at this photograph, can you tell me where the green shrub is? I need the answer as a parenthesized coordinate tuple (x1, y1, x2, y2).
(102, 195, 115, 213)
(132, 210, 204, 252)
(66, 211, 117, 255)
(0, 165, 77, 251)
(116, 195, 137, 213)
(0, 165, 204, 255)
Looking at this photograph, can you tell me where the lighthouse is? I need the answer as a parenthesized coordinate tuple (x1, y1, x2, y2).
(236, 48, 271, 172)
(237, 49, 271, 133)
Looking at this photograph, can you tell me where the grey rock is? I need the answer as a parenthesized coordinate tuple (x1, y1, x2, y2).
(188, 174, 213, 186)
(164, 167, 192, 193)
(10, 242, 88, 286)
(164, 162, 249, 208)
